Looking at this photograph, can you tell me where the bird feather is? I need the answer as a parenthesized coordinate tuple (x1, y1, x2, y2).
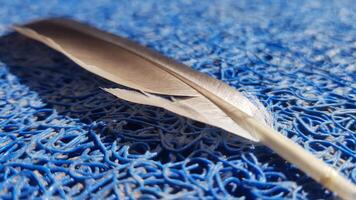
(13, 19, 356, 199)
(14, 18, 271, 142)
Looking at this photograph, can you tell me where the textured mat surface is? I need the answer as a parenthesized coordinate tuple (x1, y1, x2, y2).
(0, 0, 355, 199)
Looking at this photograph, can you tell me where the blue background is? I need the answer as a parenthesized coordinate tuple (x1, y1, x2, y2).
(0, 0, 355, 199)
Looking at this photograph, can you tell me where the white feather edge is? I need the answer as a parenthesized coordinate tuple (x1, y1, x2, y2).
(102, 88, 256, 141)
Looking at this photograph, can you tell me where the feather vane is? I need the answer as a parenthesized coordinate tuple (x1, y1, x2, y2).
(14, 19, 271, 142)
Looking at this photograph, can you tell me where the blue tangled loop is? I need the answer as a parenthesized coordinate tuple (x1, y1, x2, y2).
(0, 0, 355, 199)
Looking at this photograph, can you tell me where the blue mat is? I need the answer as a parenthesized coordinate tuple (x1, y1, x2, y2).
(0, 0, 355, 199)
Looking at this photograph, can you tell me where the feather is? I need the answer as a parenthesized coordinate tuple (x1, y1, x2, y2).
(13, 19, 356, 199)
(13, 18, 271, 142)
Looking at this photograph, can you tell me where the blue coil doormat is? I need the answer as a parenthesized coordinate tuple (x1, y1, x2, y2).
(0, 1, 355, 199)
